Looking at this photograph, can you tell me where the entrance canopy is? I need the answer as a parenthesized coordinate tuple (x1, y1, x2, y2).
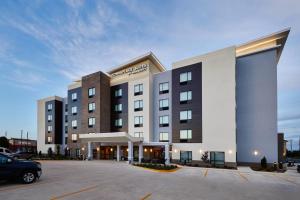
(79, 132, 143, 143)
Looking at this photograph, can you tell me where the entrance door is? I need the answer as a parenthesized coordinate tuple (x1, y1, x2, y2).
(210, 152, 225, 167)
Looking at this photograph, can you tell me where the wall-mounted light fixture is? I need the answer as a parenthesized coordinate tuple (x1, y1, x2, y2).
(253, 150, 258, 156)
(81, 147, 85, 151)
(144, 148, 147, 152)
(150, 149, 153, 153)
(110, 148, 113, 152)
(174, 149, 178, 153)
(96, 147, 100, 151)
(228, 150, 233, 154)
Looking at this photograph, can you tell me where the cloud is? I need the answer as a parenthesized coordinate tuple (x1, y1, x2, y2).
(279, 114, 300, 122)
(64, 0, 84, 8)
(0, 69, 47, 91)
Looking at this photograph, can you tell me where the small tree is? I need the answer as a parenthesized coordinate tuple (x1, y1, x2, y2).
(0, 136, 9, 148)
(56, 145, 60, 156)
(64, 147, 68, 157)
(201, 151, 209, 163)
(48, 147, 53, 157)
(261, 156, 267, 169)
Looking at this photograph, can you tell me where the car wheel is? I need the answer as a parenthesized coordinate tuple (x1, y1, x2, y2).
(21, 171, 36, 184)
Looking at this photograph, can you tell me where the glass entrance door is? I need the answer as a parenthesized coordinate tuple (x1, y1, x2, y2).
(210, 152, 225, 167)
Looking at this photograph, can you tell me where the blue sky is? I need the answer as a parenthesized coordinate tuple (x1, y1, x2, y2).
(0, 0, 299, 150)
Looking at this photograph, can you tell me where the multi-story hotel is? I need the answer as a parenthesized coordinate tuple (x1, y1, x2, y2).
(37, 29, 290, 167)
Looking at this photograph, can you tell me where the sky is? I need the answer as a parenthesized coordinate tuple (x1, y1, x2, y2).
(0, 0, 299, 150)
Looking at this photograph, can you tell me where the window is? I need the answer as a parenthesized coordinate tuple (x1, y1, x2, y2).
(134, 84, 143, 96)
(88, 87, 95, 97)
(210, 152, 225, 167)
(65, 115, 68, 123)
(180, 151, 192, 163)
(71, 106, 77, 115)
(88, 117, 95, 128)
(47, 104, 53, 111)
(65, 126, 68, 133)
(159, 82, 169, 94)
(71, 93, 77, 101)
(115, 118, 123, 128)
(180, 110, 192, 123)
(159, 99, 169, 111)
(180, 129, 192, 141)
(180, 91, 192, 103)
(72, 120, 77, 129)
(88, 103, 96, 113)
(47, 115, 53, 122)
(134, 100, 143, 111)
(115, 88, 122, 97)
(134, 132, 143, 138)
(180, 72, 192, 84)
(114, 104, 122, 112)
(47, 126, 52, 133)
(159, 132, 169, 142)
(159, 115, 169, 127)
(134, 116, 143, 127)
(71, 134, 77, 142)
(47, 136, 52, 143)
(65, 105, 68, 112)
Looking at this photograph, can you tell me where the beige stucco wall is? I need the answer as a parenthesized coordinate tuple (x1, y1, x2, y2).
(172, 46, 237, 163)
(37, 96, 63, 154)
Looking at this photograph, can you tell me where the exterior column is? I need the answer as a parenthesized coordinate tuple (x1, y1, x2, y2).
(88, 141, 93, 160)
(138, 143, 143, 163)
(128, 141, 133, 164)
(165, 144, 170, 165)
(117, 145, 120, 162)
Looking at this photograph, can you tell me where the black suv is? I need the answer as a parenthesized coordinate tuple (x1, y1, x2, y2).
(0, 153, 42, 184)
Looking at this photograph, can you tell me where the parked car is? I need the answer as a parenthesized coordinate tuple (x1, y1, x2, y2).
(12, 151, 35, 160)
(0, 153, 42, 184)
(0, 147, 13, 156)
(297, 165, 300, 173)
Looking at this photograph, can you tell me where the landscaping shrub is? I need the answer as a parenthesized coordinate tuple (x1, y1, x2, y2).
(201, 151, 209, 163)
(48, 147, 53, 157)
(134, 163, 177, 170)
(261, 156, 267, 169)
(278, 162, 283, 169)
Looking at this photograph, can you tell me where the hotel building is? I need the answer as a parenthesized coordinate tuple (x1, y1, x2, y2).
(37, 29, 290, 167)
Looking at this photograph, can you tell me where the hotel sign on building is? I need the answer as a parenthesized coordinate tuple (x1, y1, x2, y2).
(111, 63, 149, 78)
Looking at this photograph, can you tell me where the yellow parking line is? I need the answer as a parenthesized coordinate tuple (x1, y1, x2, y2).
(238, 172, 249, 181)
(140, 193, 152, 200)
(50, 185, 98, 200)
(204, 169, 208, 177)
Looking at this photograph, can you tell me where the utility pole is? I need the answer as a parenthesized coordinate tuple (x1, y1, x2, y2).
(299, 136, 300, 151)
(290, 139, 293, 152)
(26, 131, 29, 152)
(5, 131, 7, 137)
(21, 130, 23, 152)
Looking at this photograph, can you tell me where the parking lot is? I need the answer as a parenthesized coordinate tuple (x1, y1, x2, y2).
(0, 160, 299, 200)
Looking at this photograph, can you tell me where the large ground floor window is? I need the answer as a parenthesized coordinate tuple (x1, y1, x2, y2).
(210, 151, 225, 167)
(180, 151, 192, 163)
